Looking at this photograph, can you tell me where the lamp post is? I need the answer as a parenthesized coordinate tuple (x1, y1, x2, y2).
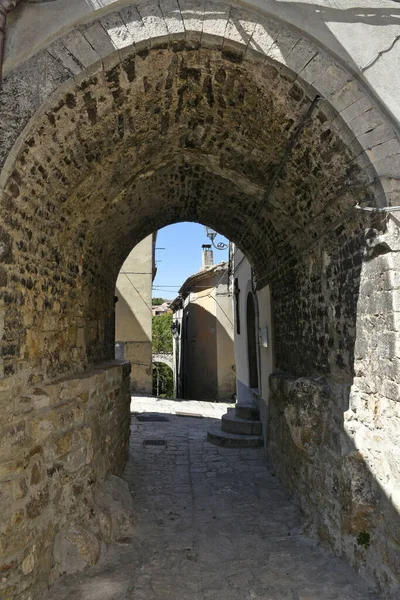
(171, 321, 179, 339)
(205, 226, 229, 251)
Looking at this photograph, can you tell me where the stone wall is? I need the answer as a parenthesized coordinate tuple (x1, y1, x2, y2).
(0, 360, 132, 600)
(267, 372, 400, 598)
(124, 341, 152, 393)
(267, 222, 400, 598)
(269, 211, 373, 380)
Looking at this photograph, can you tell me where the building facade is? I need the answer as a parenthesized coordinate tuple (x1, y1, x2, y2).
(152, 301, 172, 316)
(172, 246, 236, 401)
(115, 234, 156, 393)
(231, 247, 274, 443)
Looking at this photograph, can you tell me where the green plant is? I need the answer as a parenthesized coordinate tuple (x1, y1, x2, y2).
(356, 531, 370, 549)
(152, 313, 173, 353)
(153, 362, 173, 397)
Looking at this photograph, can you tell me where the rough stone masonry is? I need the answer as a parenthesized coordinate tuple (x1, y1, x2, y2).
(0, 1, 400, 598)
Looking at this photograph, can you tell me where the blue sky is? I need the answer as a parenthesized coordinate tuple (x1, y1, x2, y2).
(152, 222, 229, 300)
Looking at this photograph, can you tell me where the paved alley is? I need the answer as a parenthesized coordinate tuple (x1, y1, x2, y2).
(44, 397, 380, 600)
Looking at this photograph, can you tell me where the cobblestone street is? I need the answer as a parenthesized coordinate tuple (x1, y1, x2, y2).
(45, 396, 379, 600)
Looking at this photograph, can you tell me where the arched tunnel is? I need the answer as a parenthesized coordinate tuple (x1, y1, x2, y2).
(1, 1, 400, 598)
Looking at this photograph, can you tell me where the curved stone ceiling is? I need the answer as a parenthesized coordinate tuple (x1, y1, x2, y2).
(0, 1, 398, 381)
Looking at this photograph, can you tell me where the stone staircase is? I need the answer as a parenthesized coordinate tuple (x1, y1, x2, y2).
(207, 403, 263, 448)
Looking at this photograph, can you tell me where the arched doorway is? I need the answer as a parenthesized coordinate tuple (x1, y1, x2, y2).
(152, 361, 174, 398)
(246, 292, 258, 390)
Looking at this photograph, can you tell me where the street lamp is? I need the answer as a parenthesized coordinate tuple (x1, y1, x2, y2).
(205, 226, 229, 250)
(171, 321, 180, 339)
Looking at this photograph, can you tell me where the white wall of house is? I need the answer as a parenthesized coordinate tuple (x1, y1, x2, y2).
(233, 249, 257, 405)
(233, 247, 274, 443)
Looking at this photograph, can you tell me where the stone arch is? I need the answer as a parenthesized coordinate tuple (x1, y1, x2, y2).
(2, 1, 399, 199)
(0, 3, 396, 379)
(1, 2, 400, 597)
(153, 353, 173, 370)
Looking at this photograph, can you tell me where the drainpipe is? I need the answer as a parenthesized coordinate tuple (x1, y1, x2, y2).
(251, 269, 262, 398)
(0, 0, 23, 86)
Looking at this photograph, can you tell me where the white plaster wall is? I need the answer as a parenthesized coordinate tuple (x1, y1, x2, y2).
(233, 248, 255, 404)
(233, 247, 274, 438)
(5, 0, 400, 127)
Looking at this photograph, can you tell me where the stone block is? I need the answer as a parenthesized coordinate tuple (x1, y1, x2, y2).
(26, 486, 49, 519)
(300, 52, 331, 87)
(284, 377, 331, 454)
(0, 458, 24, 480)
(340, 451, 378, 536)
(53, 526, 101, 576)
(329, 79, 365, 113)
(21, 547, 35, 576)
(367, 137, 400, 163)
(0, 513, 33, 555)
(55, 431, 73, 456)
(247, 18, 280, 59)
(274, 27, 301, 65)
(350, 108, 392, 140)
(312, 61, 350, 98)
(222, 7, 256, 52)
(284, 37, 316, 75)
(118, 5, 148, 46)
(30, 413, 55, 444)
(47, 39, 83, 76)
(359, 124, 397, 151)
(372, 153, 400, 177)
(0, 421, 26, 457)
(16, 390, 50, 414)
(136, 1, 169, 46)
(99, 11, 136, 50)
(202, 1, 230, 49)
(0, 480, 13, 503)
(159, 0, 185, 36)
(179, 0, 205, 43)
(93, 474, 135, 542)
(80, 21, 116, 59)
(62, 30, 101, 69)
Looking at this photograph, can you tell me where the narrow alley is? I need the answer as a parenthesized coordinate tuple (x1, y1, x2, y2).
(44, 397, 379, 600)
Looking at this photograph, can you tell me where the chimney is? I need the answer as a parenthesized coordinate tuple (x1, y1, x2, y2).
(202, 244, 213, 269)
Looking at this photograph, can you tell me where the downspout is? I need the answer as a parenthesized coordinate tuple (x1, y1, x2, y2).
(0, 0, 23, 86)
(251, 268, 262, 398)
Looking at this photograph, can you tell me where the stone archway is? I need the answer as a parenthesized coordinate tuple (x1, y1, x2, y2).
(153, 353, 173, 370)
(1, 2, 400, 598)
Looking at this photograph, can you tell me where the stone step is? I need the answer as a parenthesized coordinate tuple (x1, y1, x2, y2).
(207, 426, 264, 448)
(221, 411, 262, 435)
(235, 404, 260, 421)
